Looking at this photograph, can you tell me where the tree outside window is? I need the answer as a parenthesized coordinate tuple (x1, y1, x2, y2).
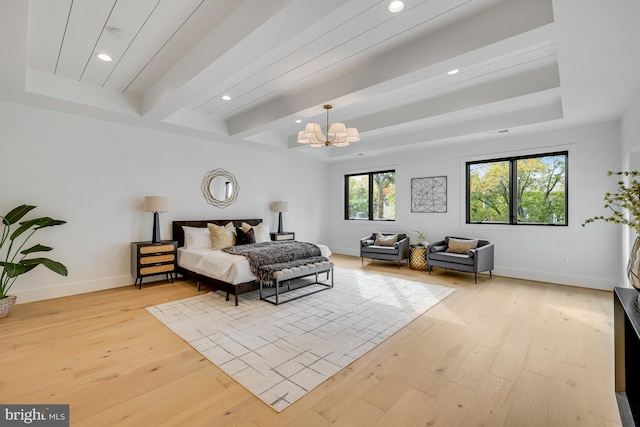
(467, 152, 567, 225)
(346, 170, 395, 220)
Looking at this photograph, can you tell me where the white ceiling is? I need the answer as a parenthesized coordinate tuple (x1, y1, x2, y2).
(1, 0, 639, 161)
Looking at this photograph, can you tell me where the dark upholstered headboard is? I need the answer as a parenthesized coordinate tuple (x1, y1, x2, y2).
(172, 219, 263, 248)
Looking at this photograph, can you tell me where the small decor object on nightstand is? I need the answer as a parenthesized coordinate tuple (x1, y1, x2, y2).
(270, 231, 295, 241)
(144, 196, 169, 243)
(131, 240, 177, 289)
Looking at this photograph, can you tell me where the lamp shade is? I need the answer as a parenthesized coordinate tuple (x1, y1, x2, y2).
(346, 127, 360, 142)
(271, 201, 288, 213)
(297, 131, 308, 144)
(144, 196, 169, 212)
(328, 122, 347, 137)
(303, 123, 322, 139)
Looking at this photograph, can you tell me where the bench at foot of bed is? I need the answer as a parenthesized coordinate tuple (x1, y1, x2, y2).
(259, 261, 334, 305)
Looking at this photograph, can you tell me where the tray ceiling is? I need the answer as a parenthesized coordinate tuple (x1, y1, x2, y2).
(0, 0, 638, 160)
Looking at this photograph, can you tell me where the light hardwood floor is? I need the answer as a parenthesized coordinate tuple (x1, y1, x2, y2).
(0, 255, 621, 427)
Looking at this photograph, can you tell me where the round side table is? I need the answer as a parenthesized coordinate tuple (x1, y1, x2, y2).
(410, 245, 428, 271)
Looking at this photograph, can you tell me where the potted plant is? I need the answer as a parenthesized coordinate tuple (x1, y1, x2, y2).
(411, 229, 429, 247)
(582, 170, 640, 290)
(0, 204, 68, 318)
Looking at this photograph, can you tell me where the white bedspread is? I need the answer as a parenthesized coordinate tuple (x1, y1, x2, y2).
(178, 244, 331, 285)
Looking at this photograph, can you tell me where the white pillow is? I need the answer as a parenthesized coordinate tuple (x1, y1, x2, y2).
(182, 226, 212, 250)
(258, 223, 270, 243)
(241, 222, 270, 243)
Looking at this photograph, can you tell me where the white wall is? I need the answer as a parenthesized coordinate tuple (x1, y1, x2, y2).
(328, 121, 622, 290)
(0, 101, 328, 302)
(0, 97, 627, 301)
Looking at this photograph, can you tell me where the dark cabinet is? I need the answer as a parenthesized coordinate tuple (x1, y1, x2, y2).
(614, 287, 640, 426)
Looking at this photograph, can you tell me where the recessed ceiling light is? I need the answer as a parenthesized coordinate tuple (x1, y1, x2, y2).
(97, 53, 112, 62)
(447, 68, 459, 75)
(221, 95, 231, 101)
(388, 1, 404, 13)
(295, 119, 301, 123)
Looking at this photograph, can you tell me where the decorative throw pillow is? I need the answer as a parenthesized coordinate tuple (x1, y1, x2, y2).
(446, 237, 478, 254)
(241, 222, 269, 243)
(375, 233, 398, 246)
(235, 226, 255, 245)
(182, 226, 212, 250)
(207, 222, 236, 250)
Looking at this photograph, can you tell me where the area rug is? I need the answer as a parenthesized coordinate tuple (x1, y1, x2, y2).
(146, 268, 454, 412)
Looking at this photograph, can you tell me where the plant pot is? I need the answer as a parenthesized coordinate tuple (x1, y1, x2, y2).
(0, 295, 17, 319)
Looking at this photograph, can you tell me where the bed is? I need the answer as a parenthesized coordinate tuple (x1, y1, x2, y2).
(172, 219, 332, 305)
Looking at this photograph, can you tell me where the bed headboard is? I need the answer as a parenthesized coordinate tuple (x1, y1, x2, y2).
(172, 219, 263, 248)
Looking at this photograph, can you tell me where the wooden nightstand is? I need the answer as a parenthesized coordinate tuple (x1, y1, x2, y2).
(270, 231, 295, 241)
(131, 240, 177, 289)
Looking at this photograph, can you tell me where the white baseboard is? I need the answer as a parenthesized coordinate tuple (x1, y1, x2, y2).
(10, 258, 617, 304)
(334, 247, 359, 257)
(12, 275, 134, 304)
(494, 266, 617, 291)
(331, 249, 617, 291)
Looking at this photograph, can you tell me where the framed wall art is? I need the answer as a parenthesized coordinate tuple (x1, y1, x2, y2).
(411, 176, 447, 213)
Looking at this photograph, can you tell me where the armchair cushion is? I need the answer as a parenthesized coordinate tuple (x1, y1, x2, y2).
(375, 233, 398, 246)
(446, 237, 478, 254)
(361, 239, 375, 247)
(362, 245, 400, 255)
(429, 251, 476, 266)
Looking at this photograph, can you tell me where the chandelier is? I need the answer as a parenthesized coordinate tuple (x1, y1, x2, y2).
(297, 105, 360, 147)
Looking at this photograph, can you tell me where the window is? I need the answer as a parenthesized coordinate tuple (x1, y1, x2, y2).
(345, 170, 396, 220)
(466, 151, 567, 225)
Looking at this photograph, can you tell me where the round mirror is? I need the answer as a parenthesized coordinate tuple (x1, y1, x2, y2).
(202, 168, 239, 208)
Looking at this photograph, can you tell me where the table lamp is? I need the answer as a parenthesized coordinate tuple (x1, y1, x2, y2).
(144, 196, 169, 243)
(271, 201, 288, 233)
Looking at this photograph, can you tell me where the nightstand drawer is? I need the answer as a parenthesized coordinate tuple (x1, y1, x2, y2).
(140, 264, 175, 276)
(140, 244, 174, 254)
(140, 254, 175, 264)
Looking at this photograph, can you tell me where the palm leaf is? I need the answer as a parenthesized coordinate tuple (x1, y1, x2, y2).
(10, 217, 56, 240)
(36, 219, 66, 229)
(22, 258, 68, 276)
(21, 244, 53, 255)
(0, 262, 30, 278)
(2, 205, 36, 226)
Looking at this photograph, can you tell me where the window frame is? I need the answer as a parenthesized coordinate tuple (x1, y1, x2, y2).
(344, 169, 396, 221)
(465, 151, 568, 226)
